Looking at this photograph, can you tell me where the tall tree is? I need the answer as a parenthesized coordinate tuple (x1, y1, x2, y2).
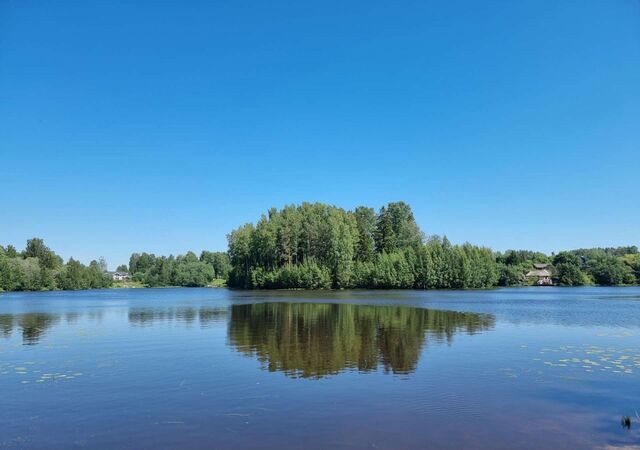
(354, 206, 376, 262)
(375, 202, 423, 253)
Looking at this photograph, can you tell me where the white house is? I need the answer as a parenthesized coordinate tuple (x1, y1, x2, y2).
(112, 271, 131, 281)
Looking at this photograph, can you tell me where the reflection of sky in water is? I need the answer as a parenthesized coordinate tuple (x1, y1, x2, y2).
(0, 287, 639, 449)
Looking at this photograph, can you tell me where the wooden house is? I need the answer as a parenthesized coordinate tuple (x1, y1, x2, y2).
(526, 263, 553, 286)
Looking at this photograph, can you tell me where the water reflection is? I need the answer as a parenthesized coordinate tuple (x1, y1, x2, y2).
(128, 307, 228, 326)
(228, 303, 494, 378)
(0, 313, 60, 345)
(0, 307, 229, 345)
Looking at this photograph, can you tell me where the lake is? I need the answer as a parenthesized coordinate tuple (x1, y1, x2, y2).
(1, 287, 639, 449)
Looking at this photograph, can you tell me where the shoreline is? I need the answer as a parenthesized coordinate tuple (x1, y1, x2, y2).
(3, 283, 640, 295)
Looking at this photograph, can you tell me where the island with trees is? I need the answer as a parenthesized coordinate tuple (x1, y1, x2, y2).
(227, 202, 640, 289)
(1, 202, 639, 292)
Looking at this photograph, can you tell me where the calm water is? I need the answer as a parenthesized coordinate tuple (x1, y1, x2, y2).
(1, 288, 639, 449)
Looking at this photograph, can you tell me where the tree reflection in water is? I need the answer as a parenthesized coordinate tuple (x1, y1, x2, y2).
(0, 313, 60, 345)
(0, 306, 228, 345)
(228, 303, 494, 378)
(128, 307, 228, 327)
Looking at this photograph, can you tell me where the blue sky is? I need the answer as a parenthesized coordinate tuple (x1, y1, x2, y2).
(1, 1, 639, 268)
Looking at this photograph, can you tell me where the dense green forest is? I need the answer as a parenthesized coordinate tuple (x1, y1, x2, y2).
(228, 202, 498, 289)
(495, 247, 640, 287)
(1, 201, 639, 292)
(0, 239, 230, 291)
(227, 201, 640, 289)
(127, 250, 230, 287)
(0, 239, 111, 291)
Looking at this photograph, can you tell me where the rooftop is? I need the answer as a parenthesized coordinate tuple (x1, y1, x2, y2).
(526, 269, 552, 277)
(533, 263, 550, 270)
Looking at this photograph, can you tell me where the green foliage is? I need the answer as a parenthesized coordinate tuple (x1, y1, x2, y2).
(199, 251, 231, 279)
(6, 245, 18, 258)
(0, 239, 111, 292)
(497, 263, 524, 287)
(126, 250, 217, 288)
(227, 223, 255, 288)
(226, 202, 498, 290)
(129, 252, 156, 274)
(552, 249, 639, 286)
(570, 246, 638, 258)
(624, 254, 640, 284)
(497, 250, 550, 266)
(11, 258, 43, 291)
(327, 208, 357, 288)
(352, 251, 415, 288)
(23, 238, 63, 269)
(208, 277, 227, 288)
(1, 222, 637, 293)
(496, 248, 639, 287)
(353, 206, 377, 262)
(173, 260, 215, 287)
(89, 260, 112, 288)
(588, 256, 635, 286)
(55, 258, 111, 290)
(554, 263, 588, 286)
(226, 201, 639, 290)
(56, 258, 89, 290)
(553, 252, 582, 267)
(374, 201, 423, 253)
(251, 260, 332, 289)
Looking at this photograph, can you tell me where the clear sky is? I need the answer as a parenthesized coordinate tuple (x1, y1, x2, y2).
(1, 1, 639, 269)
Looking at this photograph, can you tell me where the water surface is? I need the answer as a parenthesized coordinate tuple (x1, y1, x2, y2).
(1, 287, 639, 449)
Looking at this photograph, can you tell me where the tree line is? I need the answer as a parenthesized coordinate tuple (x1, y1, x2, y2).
(228, 202, 640, 289)
(0, 239, 231, 291)
(228, 202, 502, 289)
(0, 238, 111, 291)
(2, 202, 639, 292)
(127, 250, 230, 287)
(494, 246, 640, 286)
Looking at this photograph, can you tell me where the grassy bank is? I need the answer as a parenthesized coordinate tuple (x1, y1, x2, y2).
(110, 281, 146, 289)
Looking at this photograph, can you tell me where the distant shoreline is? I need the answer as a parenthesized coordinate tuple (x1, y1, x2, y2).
(3, 284, 640, 295)
(2, 205, 638, 293)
